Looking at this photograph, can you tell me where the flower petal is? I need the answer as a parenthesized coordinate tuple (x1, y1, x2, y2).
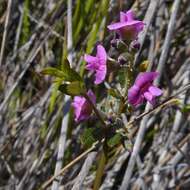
(135, 72, 159, 88)
(128, 85, 142, 105)
(135, 22, 145, 32)
(94, 65, 107, 84)
(84, 54, 98, 64)
(120, 11, 127, 22)
(126, 10, 135, 21)
(86, 62, 98, 71)
(72, 96, 86, 121)
(107, 21, 143, 30)
(96, 45, 107, 65)
(144, 91, 154, 103)
(133, 95, 144, 107)
(87, 90, 96, 104)
(107, 22, 129, 30)
(85, 55, 99, 71)
(72, 90, 96, 122)
(149, 86, 163, 96)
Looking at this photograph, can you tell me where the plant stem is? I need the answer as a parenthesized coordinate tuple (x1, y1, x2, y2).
(84, 92, 109, 190)
(84, 93, 107, 127)
(93, 148, 107, 190)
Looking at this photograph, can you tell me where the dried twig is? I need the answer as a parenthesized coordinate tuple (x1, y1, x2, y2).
(41, 140, 102, 190)
(155, 0, 181, 85)
(51, 1, 73, 189)
(71, 152, 97, 190)
(134, 0, 160, 66)
(0, 30, 51, 115)
(0, 0, 12, 66)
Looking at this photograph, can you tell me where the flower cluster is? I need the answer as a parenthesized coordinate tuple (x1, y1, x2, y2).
(72, 10, 162, 122)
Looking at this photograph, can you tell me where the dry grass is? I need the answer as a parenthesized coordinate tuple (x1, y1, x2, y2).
(0, 0, 190, 190)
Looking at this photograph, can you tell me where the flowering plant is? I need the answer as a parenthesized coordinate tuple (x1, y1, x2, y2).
(41, 9, 164, 190)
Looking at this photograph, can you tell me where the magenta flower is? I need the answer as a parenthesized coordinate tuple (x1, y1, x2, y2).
(72, 90, 96, 122)
(128, 72, 162, 106)
(107, 10, 144, 41)
(84, 45, 107, 84)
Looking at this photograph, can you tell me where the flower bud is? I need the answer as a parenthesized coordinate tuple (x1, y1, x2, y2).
(118, 55, 127, 65)
(130, 40, 140, 51)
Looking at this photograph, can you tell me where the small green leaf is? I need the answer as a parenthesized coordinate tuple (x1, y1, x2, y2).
(49, 82, 61, 113)
(59, 81, 85, 96)
(107, 133, 122, 148)
(41, 67, 68, 78)
(118, 67, 127, 87)
(62, 59, 82, 82)
(117, 66, 133, 90)
(181, 104, 190, 113)
(81, 126, 104, 148)
(81, 128, 96, 148)
(41, 61, 82, 82)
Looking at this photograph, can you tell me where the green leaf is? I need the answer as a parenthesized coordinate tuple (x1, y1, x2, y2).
(59, 81, 85, 96)
(81, 128, 96, 148)
(80, 126, 104, 148)
(49, 82, 61, 113)
(118, 67, 127, 87)
(41, 64, 82, 82)
(181, 104, 190, 113)
(41, 67, 68, 78)
(118, 66, 133, 90)
(107, 133, 122, 148)
(61, 59, 82, 82)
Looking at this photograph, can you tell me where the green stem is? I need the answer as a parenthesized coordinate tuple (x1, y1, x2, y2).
(93, 149, 107, 190)
(84, 93, 107, 127)
(118, 66, 133, 115)
(84, 92, 109, 190)
(118, 97, 126, 114)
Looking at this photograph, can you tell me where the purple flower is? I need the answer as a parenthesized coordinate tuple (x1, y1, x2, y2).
(128, 72, 162, 106)
(107, 10, 144, 42)
(84, 45, 107, 84)
(72, 90, 96, 122)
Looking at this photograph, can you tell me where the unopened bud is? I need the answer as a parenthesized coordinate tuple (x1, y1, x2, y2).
(118, 55, 127, 65)
(111, 39, 119, 48)
(130, 40, 140, 51)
